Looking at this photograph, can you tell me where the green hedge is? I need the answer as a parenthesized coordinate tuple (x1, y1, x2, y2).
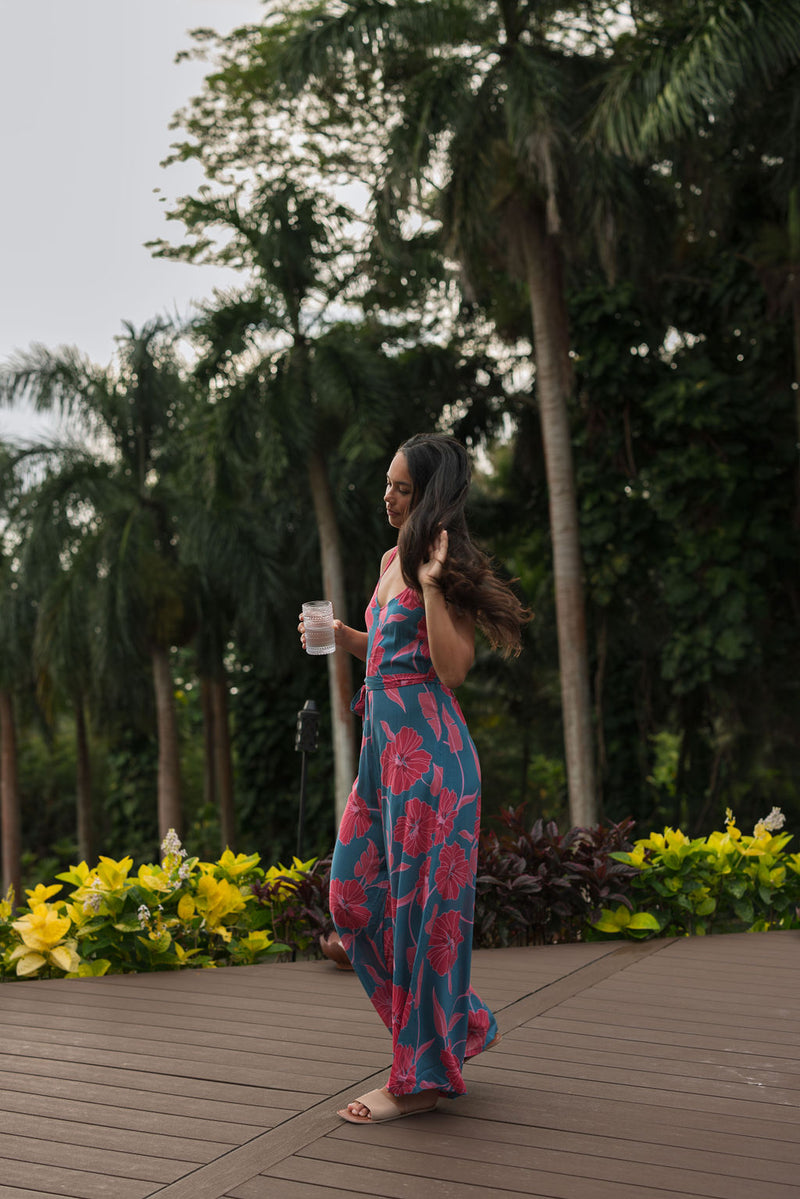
(590, 808, 800, 939)
(3, 808, 798, 980)
(0, 832, 328, 980)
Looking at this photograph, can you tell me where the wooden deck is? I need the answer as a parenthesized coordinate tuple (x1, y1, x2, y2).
(1, 930, 798, 1199)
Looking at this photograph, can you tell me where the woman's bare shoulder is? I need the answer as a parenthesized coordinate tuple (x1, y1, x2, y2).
(379, 546, 397, 575)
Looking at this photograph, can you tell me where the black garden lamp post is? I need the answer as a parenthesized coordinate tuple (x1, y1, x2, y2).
(294, 699, 320, 858)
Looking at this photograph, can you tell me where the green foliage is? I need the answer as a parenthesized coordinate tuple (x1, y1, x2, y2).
(3, 0, 800, 883)
(591, 809, 800, 939)
(570, 266, 800, 831)
(0, 833, 330, 981)
(251, 853, 332, 958)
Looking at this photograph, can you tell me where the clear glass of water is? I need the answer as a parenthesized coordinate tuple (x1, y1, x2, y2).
(302, 600, 336, 655)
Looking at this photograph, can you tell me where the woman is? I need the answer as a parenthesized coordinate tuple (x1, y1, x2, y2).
(301, 433, 527, 1124)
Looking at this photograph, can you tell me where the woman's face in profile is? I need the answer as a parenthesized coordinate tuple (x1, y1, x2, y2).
(384, 452, 413, 528)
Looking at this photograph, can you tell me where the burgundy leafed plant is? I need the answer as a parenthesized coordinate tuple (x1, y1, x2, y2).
(475, 808, 637, 946)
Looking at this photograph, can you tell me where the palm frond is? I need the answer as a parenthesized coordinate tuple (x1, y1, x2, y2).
(595, 0, 800, 159)
(266, 0, 483, 92)
(0, 343, 111, 424)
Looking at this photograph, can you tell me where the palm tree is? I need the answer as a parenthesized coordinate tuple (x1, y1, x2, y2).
(157, 181, 435, 824)
(175, 387, 286, 851)
(22, 490, 97, 862)
(0, 322, 197, 842)
(594, 1, 800, 162)
(593, 0, 800, 474)
(0, 446, 32, 903)
(217, 0, 647, 825)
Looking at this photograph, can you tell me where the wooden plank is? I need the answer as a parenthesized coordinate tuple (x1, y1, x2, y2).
(0, 1006, 390, 1066)
(0, 1071, 291, 1136)
(226, 1180, 362, 1199)
(0, 1189, 75, 1199)
(600, 965, 800, 993)
(325, 1115, 797, 1190)
(2, 932, 799, 1199)
(0, 1056, 303, 1109)
(0, 1038, 345, 1093)
(0, 1027, 379, 1082)
(493, 1033, 800, 1088)
(517, 1023, 800, 1068)
(494, 939, 675, 1033)
(264, 1148, 715, 1199)
(0, 1160, 152, 1199)
(0, 1133, 186, 1184)
(536, 1011, 800, 1051)
(297, 1132, 793, 1199)
(451, 1079, 800, 1144)
(2, 1111, 225, 1163)
(411, 1109, 800, 1173)
(559, 993, 800, 1030)
(463, 1065, 799, 1125)
(469, 1054, 800, 1105)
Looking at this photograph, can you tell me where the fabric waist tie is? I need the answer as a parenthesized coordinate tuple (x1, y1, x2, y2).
(351, 669, 439, 715)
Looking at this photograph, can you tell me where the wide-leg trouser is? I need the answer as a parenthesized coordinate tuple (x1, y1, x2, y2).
(330, 679, 497, 1097)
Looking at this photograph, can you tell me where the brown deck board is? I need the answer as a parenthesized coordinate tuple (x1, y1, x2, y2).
(2, 932, 799, 1199)
(299, 1127, 796, 1198)
(383, 1112, 800, 1181)
(0, 1159, 153, 1199)
(2, 1112, 225, 1162)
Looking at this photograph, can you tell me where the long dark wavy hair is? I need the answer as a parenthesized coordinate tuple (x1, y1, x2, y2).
(396, 433, 529, 656)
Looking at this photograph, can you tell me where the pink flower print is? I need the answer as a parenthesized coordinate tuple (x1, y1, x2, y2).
(465, 1007, 491, 1058)
(338, 790, 371, 845)
(433, 787, 459, 844)
(383, 924, 394, 970)
(391, 983, 413, 1033)
(388, 1044, 417, 1093)
(380, 726, 432, 794)
(394, 796, 436, 857)
(426, 909, 464, 976)
(418, 690, 442, 740)
(330, 878, 371, 931)
(414, 855, 431, 908)
(442, 708, 463, 754)
(354, 839, 381, 885)
(440, 1046, 466, 1094)
(366, 622, 386, 677)
(468, 837, 479, 875)
(434, 843, 471, 901)
(370, 979, 393, 1028)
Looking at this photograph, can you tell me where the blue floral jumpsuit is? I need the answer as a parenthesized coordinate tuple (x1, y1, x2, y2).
(330, 550, 498, 1097)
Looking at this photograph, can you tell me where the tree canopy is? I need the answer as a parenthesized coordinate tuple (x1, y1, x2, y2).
(1, 0, 799, 895)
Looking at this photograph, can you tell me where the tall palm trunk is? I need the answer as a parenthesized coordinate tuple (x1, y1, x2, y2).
(307, 447, 356, 829)
(75, 694, 92, 862)
(151, 646, 182, 840)
(201, 677, 216, 810)
(520, 205, 597, 827)
(0, 689, 21, 906)
(210, 674, 236, 850)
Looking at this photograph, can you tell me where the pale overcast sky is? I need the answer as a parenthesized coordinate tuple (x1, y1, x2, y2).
(0, 0, 266, 440)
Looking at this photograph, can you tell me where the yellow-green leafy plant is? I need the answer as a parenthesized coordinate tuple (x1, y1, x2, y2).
(0, 832, 316, 980)
(591, 808, 800, 939)
(250, 853, 333, 957)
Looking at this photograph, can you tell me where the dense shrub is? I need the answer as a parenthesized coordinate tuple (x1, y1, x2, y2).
(474, 808, 637, 946)
(4, 807, 799, 981)
(592, 808, 800, 938)
(0, 833, 328, 980)
(251, 853, 332, 958)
